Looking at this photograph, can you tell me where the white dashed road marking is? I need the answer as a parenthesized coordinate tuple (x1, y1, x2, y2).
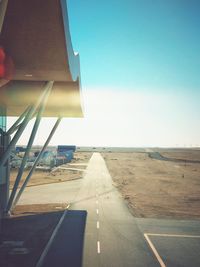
(97, 241, 101, 254)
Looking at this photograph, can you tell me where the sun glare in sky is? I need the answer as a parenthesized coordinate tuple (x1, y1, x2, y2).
(8, 87, 200, 147)
(8, 0, 200, 147)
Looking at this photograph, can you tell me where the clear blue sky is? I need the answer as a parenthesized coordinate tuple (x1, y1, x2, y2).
(68, 0, 200, 92)
(9, 0, 200, 147)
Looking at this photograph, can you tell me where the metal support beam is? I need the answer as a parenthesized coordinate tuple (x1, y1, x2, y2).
(6, 82, 53, 213)
(0, 0, 8, 32)
(0, 81, 54, 174)
(0, 104, 8, 227)
(0, 131, 9, 225)
(7, 107, 30, 135)
(11, 117, 62, 211)
(0, 107, 34, 170)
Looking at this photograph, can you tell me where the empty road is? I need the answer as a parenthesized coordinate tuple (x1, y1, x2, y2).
(71, 153, 159, 267)
(18, 152, 200, 267)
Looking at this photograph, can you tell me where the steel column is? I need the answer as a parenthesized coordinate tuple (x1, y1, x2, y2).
(0, 81, 54, 173)
(6, 82, 53, 213)
(7, 107, 30, 135)
(0, 0, 8, 32)
(0, 131, 9, 224)
(11, 117, 62, 211)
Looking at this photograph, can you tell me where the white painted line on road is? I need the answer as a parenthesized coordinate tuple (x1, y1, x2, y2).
(144, 232, 200, 267)
(97, 221, 100, 229)
(96, 209, 99, 215)
(146, 233, 200, 238)
(58, 167, 86, 172)
(144, 233, 166, 267)
(97, 241, 101, 254)
(68, 163, 88, 166)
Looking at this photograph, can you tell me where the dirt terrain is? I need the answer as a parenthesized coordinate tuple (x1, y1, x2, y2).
(2, 149, 200, 266)
(102, 149, 200, 219)
(9, 149, 200, 220)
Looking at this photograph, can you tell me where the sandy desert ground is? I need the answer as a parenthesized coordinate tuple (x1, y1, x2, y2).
(10, 149, 200, 219)
(3, 149, 200, 267)
(102, 149, 200, 219)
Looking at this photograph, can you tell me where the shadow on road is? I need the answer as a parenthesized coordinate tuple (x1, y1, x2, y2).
(0, 210, 63, 267)
(0, 209, 87, 267)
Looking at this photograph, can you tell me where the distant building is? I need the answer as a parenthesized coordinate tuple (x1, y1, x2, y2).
(15, 146, 26, 153)
(57, 145, 76, 164)
(57, 145, 76, 153)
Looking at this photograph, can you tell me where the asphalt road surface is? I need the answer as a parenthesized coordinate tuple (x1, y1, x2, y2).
(70, 153, 160, 267)
(18, 152, 200, 267)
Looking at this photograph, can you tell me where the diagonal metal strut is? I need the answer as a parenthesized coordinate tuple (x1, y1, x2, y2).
(11, 117, 62, 212)
(6, 81, 54, 213)
(0, 81, 54, 173)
